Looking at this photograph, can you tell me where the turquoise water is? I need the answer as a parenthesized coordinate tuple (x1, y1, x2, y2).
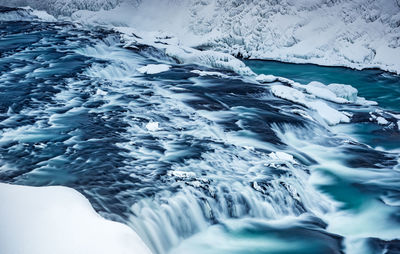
(245, 60, 400, 112)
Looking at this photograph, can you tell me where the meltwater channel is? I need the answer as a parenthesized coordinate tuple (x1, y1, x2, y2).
(1, 20, 400, 254)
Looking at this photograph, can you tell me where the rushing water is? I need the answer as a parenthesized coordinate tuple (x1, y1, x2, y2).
(0, 20, 400, 254)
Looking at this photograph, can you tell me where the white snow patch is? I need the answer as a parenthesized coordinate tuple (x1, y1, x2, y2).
(137, 64, 171, 74)
(269, 151, 297, 164)
(370, 113, 390, 125)
(309, 100, 351, 126)
(271, 85, 307, 105)
(256, 74, 278, 83)
(304, 82, 348, 104)
(163, 45, 255, 76)
(191, 70, 228, 78)
(96, 89, 108, 96)
(376, 116, 389, 125)
(145, 121, 160, 131)
(168, 170, 196, 179)
(326, 83, 358, 102)
(0, 183, 151, 254)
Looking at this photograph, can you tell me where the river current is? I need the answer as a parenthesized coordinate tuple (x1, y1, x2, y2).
(1, 20, 399, 254)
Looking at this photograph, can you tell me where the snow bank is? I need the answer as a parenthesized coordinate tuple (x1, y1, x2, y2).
(2, 0, 400, 73)
(0, 183, 152, 254)
(71, 0, 400, 74)
(137, 64, 171, 74)
(185, 0, 400, 74)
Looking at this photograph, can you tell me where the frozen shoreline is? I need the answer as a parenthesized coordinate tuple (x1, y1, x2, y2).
(0, 183, 152, 254)
(1, 0, 400, 74)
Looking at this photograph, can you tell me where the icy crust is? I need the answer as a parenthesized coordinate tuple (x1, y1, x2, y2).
(0, 183, 152, 254)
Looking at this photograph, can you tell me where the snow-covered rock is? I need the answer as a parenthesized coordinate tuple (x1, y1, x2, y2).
(303, 81, 348, 104)
(137, 64, 171, 74)
(326, 83, 359, 103)
(270, 84, 350, 125)
(146, 121, 160, 131)
(256, 74, 278, 83)
(0, 183, 151, 254)
(376, 116, 389, 125)
(190, 70, 228, 78)
(269, 151, 297, 164)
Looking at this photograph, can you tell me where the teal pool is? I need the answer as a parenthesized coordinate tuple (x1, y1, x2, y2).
(245, 60, 400, 112)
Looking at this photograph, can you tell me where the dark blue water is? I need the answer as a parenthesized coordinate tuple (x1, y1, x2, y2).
(0, 19, 399, 254)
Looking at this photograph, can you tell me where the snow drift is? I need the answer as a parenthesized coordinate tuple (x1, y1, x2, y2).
(0, 183, 152, 254)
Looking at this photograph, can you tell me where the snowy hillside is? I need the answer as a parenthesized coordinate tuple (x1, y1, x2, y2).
(1, 0, 400, 73)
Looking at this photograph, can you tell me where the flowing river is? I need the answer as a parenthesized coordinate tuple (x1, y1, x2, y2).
(1, 19, 399, 254)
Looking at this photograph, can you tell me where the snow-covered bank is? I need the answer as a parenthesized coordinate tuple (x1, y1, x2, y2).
(81, 0, 400, 74)
(0, 183, 152, 254)
(3, 0, 399, 73)
(187, 0, 400, 74)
